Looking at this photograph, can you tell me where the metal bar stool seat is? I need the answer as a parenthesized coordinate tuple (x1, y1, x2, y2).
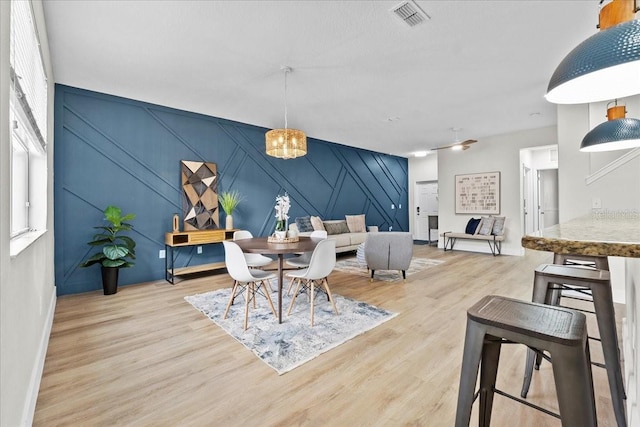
(522, 263, 626, 427)
(456, 295, 596, 427)
(554, 253, 609, 271)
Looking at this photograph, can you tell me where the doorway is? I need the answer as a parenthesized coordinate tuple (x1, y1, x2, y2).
(538, 169, 559, 229)
(523, 166, 534, 234)
(520, 145, 559, 234)
(415, 181, 438, 242)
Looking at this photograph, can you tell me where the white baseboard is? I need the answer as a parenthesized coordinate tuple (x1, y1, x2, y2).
(21, 285, 56, 427)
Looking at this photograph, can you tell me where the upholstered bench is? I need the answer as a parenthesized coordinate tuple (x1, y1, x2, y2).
(442, 232, 505, 256)
(442, 216, 506, 256)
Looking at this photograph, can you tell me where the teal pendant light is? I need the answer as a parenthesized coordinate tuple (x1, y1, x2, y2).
(547, 19, 640, 104)
(546, 0, 640, 105)
(581, 118, 640, 151)
(580, 103, 640, 152)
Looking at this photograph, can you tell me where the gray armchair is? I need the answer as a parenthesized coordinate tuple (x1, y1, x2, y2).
(364, 232, 413, 282)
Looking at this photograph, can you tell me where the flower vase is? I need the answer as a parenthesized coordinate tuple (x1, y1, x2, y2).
(225, 215, 233, 230)
(274, 231, 287, 240)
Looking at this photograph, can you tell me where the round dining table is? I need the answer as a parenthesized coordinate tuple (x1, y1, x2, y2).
(233, 236, 322, 323)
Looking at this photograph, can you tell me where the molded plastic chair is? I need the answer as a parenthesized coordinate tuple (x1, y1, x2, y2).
(286, 230, 328, 294)
(286, 230, 328, 268)
(286, 239, 339, 326)
(222, 241, 277, 330)
(233, 230, 273, 268)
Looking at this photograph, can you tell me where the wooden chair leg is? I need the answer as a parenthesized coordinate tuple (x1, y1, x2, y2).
(286, 276, 296, 295)
(243, 282, 251, 330)
(262, 280, 277, 318)
(287, 278, 303, 315)
(305, 279, 312, 302)
(310, 279, 316, 327)
(322, 278, 339, 315)
(252, 282, 258, 309)
(224, 280, 239, 319)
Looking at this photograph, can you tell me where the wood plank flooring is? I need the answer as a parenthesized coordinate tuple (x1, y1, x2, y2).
(34, 246, 624, 426)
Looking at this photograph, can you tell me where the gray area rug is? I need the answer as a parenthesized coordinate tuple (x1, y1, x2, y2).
(185, 288, 398, 375)
(333, 257, 445, 281)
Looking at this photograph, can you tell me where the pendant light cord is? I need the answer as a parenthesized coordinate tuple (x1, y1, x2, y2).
(284, 68, 288, 130)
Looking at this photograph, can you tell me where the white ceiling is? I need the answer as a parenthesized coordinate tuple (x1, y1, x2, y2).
(42, 0, 600, 157)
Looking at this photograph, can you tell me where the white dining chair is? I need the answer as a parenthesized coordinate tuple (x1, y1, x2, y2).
(233, 230, 273, 268)
(286, 239, 338, 326)
(286, 230, 328, 268)
(222, 241, 277, 330)
(286, 230, 328, 295)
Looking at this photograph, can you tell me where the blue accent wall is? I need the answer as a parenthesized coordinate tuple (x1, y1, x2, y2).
(54, 85, 408, 295)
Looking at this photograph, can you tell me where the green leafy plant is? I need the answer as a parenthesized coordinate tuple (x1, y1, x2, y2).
(219, 190, 244, 215)
(80, 205, 136, 268)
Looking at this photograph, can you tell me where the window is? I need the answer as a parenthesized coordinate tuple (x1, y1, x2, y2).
(9, 0, 48, 246)
(11, 119, 29, 236)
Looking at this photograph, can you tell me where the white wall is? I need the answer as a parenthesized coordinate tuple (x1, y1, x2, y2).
(0, 2, 56, 426)
(557, 99, 640, 305)
(407, 153, 438, 235)
(558, 100, 640, 222)
(437, 126, 557, 256)
(530, 146, 558, 170)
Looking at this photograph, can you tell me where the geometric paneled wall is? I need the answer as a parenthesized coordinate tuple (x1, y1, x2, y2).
(54, 84, 408, 295)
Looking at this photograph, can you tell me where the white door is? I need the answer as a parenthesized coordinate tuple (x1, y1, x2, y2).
(415, 182, 438, 241)
(538, 169, 559, 230)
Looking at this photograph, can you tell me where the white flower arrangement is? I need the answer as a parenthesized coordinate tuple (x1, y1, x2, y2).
(274, 193, 290, 231)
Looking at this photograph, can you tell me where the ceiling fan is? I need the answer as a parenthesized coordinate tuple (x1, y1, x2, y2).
(432, 128, 477, 151)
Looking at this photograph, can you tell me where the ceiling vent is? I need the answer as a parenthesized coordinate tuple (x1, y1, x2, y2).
(390, 1, 430, 27)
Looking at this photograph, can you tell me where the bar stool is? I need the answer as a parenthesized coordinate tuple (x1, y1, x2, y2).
(554, 253, 609, 271)
(521, 263, 626, 427)
(456, 295, 596, 427)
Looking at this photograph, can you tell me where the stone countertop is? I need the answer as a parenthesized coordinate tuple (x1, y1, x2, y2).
(521, 213, 640, 258)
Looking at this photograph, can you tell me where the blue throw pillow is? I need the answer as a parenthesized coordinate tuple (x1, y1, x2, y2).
(465, 218, 481, 234)
(295, 216, 314, 232)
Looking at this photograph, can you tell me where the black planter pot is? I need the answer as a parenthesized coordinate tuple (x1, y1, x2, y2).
(101, 266, 119, 295)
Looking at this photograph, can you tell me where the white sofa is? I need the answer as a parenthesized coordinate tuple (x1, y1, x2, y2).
(289, 219, 375, 253)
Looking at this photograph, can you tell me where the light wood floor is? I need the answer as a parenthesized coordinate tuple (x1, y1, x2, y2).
(34, 246, 624, 426)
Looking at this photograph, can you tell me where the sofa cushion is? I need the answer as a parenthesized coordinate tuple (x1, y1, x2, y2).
(295, 216, 314, 233)
(310, 216, 325, 231)
(328, 233, 352, 247)
(349, 232, 367, 246)
(323, 220, 350, 235)
(345, 214, 366, 233)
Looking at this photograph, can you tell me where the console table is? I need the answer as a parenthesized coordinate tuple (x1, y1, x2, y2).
(165, 229, 236, 284)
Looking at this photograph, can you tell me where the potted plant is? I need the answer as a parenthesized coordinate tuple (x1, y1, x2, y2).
(79, 205, 136, 295)
(219, 190, 243, 230)
(273, 193, 290, 239)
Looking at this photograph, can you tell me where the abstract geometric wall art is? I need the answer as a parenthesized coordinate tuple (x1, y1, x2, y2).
(181, 161, 220, 230)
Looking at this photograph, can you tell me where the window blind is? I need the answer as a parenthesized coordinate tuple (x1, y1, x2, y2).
(10, 0, 48, 149)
